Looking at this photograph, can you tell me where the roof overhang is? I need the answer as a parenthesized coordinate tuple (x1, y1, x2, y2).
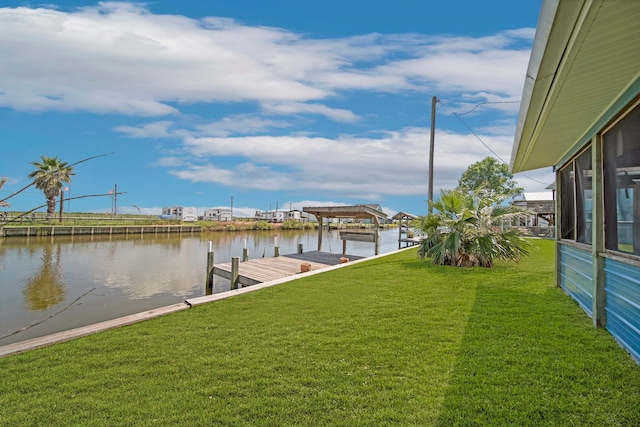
(510, 0, 640, 173)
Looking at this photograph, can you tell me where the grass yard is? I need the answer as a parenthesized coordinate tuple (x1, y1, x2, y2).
(1, 239, 639, 426)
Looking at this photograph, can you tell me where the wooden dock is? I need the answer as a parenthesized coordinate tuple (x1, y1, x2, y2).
(213, 251, 365, 286)
(399, 237, 423, 248)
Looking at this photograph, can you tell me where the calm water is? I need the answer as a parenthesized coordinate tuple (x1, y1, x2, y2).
(0, 229, 403, 346)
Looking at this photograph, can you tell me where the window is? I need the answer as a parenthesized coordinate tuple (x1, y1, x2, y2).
(560, 163, 575, 239)
(559, 147, 592, 243)
(604, 101, 640, 254)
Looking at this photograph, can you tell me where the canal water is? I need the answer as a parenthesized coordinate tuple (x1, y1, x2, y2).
(0, 229, 405, 346)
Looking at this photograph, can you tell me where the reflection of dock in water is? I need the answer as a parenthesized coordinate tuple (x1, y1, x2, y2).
(213, 251, 365, 287)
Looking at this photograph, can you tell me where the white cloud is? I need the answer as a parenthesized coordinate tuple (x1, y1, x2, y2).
(262, 102, 359, 123)
(195, 115, 291, 137)
(114, 121, 182, 138)
(0, 3, 533, 118)
(114, 115, 291, 138)
(160, 125, 552, 198)
(0, 2, 547, 207)
(0, 3, 328, 114)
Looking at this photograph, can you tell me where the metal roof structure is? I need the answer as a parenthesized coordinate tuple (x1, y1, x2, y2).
(510, 0, 640, 172)
(391, 212, 418, 220)
(520, 191, 554, 202)
(303, 204, 387, 222)
(303, 205, 388, 255)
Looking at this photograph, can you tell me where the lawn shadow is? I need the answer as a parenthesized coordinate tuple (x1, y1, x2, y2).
(433, 274, 640, 426)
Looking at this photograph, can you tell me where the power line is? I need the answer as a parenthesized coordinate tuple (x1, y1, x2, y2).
(439, 100, 551, 186)
(454, 100, 521, 116)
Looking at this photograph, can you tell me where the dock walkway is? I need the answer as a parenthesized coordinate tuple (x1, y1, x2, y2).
(213, 251, 364, 286)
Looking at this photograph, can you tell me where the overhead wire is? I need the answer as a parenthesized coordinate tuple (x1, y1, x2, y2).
(438, 99, 551, 186)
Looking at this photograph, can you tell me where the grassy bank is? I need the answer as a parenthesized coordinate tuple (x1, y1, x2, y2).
(1, 240, 638, 426)
(0, 213, 317, 232)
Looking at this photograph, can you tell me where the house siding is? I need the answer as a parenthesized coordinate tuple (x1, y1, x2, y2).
(604, 257, 640, 363)
(559, 244, 593, 316)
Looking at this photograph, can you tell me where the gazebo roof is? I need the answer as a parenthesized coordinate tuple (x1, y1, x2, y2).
(391, 212, 418, 220)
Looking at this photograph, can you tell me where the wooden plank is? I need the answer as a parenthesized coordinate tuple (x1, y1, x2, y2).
(339, 231, 376, 242)
(212, 251, 363, 285)
(283, 251, 364, 264)
(0, 303, 189, 358)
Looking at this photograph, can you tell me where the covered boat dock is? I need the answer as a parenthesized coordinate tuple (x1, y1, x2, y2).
(303, 205, 388, 255)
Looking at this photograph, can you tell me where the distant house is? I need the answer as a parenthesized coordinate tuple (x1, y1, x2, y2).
(161, 206, 198, 222)
(510, 0, 640, 362)
(254, 209, 302, 223)
(203, 208, 232, 222)
(511, 192, 555, 228)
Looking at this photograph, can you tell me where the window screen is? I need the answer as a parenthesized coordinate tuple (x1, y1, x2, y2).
(560, 147, 592, 243)
(603, 102, 640, 254)
(560, 163, 575, 240)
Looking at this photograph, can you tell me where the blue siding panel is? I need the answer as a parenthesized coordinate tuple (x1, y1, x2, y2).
(559, 245, 593, 316)
(604, 258, 640, 363)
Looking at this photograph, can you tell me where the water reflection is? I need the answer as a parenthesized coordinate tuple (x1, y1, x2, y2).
(0, 229, 402, 345)
(23, 244, 66, 310)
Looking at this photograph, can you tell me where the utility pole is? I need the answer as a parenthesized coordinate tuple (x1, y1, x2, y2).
(428, 96, 438, 215)
(59, 189, 64, 222)
(113, 184, 118, 217)
(230, 196, 234, 220)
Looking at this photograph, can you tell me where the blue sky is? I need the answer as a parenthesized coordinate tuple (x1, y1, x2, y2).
(0, 0, 551, 218)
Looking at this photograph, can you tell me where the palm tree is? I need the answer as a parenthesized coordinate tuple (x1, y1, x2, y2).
(0, 177, 9, 207)
(413, 189, 529, 267)
(28, 156, 74, 218)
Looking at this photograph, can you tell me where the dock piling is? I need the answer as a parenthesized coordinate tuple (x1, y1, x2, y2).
(243, 239, 249, 261)
(231, 257, 240, 290)
(205, 242, 214, 295)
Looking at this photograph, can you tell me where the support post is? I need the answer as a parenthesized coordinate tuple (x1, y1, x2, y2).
(428, 96, 437, 215)
(205, 242, 214, 295)
(555, 168, 562, 288)
(231, 257, 239, 290)
(242, 238, 248, 261)
(297, 243, 303, 254)
(274, 236, 279, 257)
(591, 135, 606, 327)
(317, 216, 323, 251)
(59, 190, 65, 223)
(374, 216, 380, 255)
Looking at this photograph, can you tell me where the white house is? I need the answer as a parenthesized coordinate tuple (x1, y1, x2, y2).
(254, 209, 302, 223)
(511, 191, 555, 228)
(161, 206, 198, 222)
(203, 208, 232, 222)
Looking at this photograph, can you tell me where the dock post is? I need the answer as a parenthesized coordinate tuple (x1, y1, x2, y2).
(231, 257, 240, 290)
(274, 236, 279, 257)
(205, 242, 214, 295)
(297, 243, 303, 254)
(243, 239, 249, 261)
(317, 216, 323, 251)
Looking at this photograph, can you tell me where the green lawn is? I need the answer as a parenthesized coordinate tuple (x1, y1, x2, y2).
(1, 239, 638, 426)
